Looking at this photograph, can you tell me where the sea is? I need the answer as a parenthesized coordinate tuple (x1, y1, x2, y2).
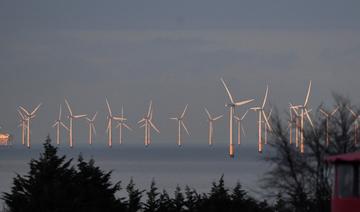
(0, 142, 272, 203)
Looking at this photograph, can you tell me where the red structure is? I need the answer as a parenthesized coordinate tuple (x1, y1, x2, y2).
(326, 152, 360, 212)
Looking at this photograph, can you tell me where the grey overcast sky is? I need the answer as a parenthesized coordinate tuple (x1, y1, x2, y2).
(1, 0, 360, 146)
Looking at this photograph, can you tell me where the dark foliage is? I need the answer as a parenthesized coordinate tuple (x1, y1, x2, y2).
(262, 94, 360, 212)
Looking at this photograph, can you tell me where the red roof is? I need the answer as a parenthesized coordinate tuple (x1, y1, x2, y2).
(326, 151, 360, 163)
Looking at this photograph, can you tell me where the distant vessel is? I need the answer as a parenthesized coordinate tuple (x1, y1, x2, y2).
(0, 132, 12, 146)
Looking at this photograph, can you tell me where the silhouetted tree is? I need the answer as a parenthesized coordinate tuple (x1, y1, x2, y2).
(2, 136, 125, 212)
(173, 185, 185, 212)
(144, 179, 160, 212)
(184, 186, 201, 212)
(201, 175, 231, 212)
(126, 178, 144, 212)
(157, 190, 173, 212)
(262, 94, 360, 212)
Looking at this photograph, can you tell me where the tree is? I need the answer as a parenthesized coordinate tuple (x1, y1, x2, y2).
(126, 178, 144, 212)
(157, 189, 173, 212)
(144, 179, 160, 212)
(262, 94, 360, 212)
(2, 136, 125, 212)
(201, 175, 231, 212)
(184, 186, 201, 212)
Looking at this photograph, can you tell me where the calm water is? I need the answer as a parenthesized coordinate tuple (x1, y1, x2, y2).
(0, 143, 271, 200)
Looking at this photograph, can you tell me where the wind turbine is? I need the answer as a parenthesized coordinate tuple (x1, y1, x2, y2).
(105, 98, 125, 147)
(64, 99, 87, 148)
(138, 101, 160, 146)
(19, 103, 42, 148)
(347, 106, 359, 145)
(233, 110, 248, 146)
(204, 108, 222, 145)
(170, 105, 190, 146)
(287, 107, 294, 145)
(85, 112, 97, 145)
(17, 110, 27, 146)
(221, 78, 254, 158)
(264, 109, 272, 145)
(250, 86, 272, 153)
(290, 81, 314, 154)
(52, 104, 69, 145)
(115, 106, 132, 144)
(319, 107, 339, 146)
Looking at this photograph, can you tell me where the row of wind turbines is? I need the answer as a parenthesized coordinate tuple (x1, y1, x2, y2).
(16, 78, 358, 157)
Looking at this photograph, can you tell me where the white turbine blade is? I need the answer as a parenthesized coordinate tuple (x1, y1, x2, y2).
(241, 110, 249, 120)
(64, 98, 73, 115)
(181, 121, 190, 136)
(30, 103, 42, 116)
(105, 98, 112, 116)
(85, 117, 91, 122)
(220, 78, 235, 104)
(149, 120, 160, 133)
(113, 117, 126, 121)
(106, 118, 111, 132)
(123, 123, 132, 131)
(331, 107, 339, 116)
(19, 106, 30, 116)
(52, 121, 59, 128)
(319, 108, 328, 117)
(181, 104, 188, 119)
(138, 118, 145, 124)
(347, 106, 357, 117)
(91, 124, 96, 135)
(262, 110, 272, 131)
(241, 125, 246, 136)
(267, 108, 273, 119)
(170, 117, 178, 120)
(74, 114, 87, 119)
(139, 124, 145, 128)
(60, 122, 69, 131)
(262, 85, 269, 108)
(304, 80, 312, 106)
(290, 105, 299, 116)
(92, 112, 98, 121)
(147, 100, 153, 117)
(115, 123, 121, 128)
(213, 115, 223, 121)
(235, 99, 254, 107)
(58, 104, 62, 120)
(233, 115, 240, 121)
(121, 105, 124, 117)
(204, 107, 211, 119)
(18, 109, 25, 119)
(305, 108, 314, 128)
(250, 107, 261, 111)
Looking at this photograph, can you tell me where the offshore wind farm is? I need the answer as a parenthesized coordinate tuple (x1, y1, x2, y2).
(1, 1, 360, 211)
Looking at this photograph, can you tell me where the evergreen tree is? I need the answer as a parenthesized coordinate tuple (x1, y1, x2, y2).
(144, 179, 160, 212)
(2, 136, 125, 212)
(173, 185, 185, 212)
(158, 189, 173, 212)
(126, 178, 144, 212)
(184, 186, 200, 212)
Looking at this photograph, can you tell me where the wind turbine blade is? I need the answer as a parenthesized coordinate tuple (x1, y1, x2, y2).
(149, 120, 160, 133)
(147, 100, 153, 117)
(304, 81, 312, 106)
(74, 114, 87, 119)
(235, 99, 254, 107)
(220, 78, 235, 104)
(181, 121, 190, 136)
(105, 98, 112, 116)
(233, 115, 240, 121)
(267, 108, 273, 119)
(92, 112, 98, 121)
(170, 117, 178, 120)
(262, 85, 269, 108)
(138, 118, 145, 124)
(59, 104, 62, 120)
(18, 110, 25, 119)
(31, 103, 42, 116)
(139, 124, 145, 128)
(241, 125, 246, 137)
(64, 98, 73, 115)
(262, 110, 272, 131)
(305, 109, 314, 128)
(121, 105, 124, 117)
(19, 106, 30, 116)
(241, 110, 249, 120)
(213, 115, 223, 121)
(52, 122, 59, 128)
(123, 123, 132, 131)
(60, 122, 69, 131)
(85, 117, 91, 122)
(106, 118, 111, 133)
(347, 106, 357, 117)
(204, 108, 211, 119)
(181, 104, 188, 119)
(331, 107, 339, 116)
(91, 124, 96, 135)
(319, 109, 328, 117)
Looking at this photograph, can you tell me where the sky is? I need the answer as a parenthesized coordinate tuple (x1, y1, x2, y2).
(1, 0, 360, 147)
